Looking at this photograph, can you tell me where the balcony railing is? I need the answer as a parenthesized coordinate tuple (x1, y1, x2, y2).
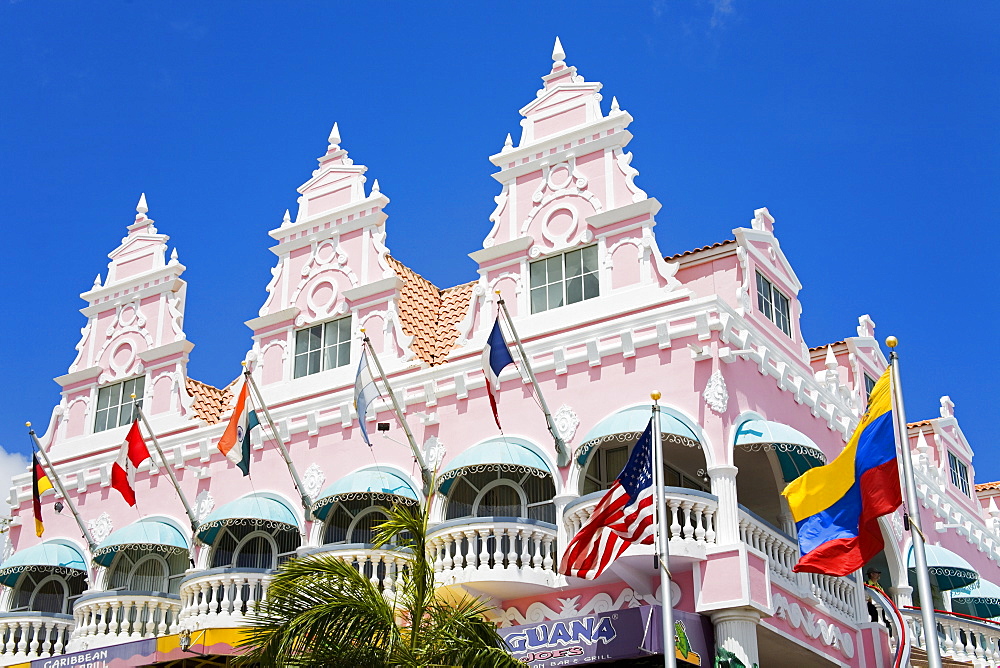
(0, 611, 73, 661)
(564, 488, 719, 557)
(177, 567, 273, 630)
(70, 590, 181, 647)
(428, 518, 557, 585)
(301, 544, 411, 599)
(901, 608, 1000, 666)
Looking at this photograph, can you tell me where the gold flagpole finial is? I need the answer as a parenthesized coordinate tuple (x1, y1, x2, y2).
(650, 391, 661, 401)
(886, 336, 898, 348)
(24, 422, 31, 428)
(130, 393, 136, 400)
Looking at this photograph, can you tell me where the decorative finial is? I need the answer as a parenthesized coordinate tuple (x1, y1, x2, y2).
(651, 391, 661, 401)
(25, 422, 31, 428)
(93, 274, 102, 288)
(886, 336, 898, 348)
(130, 393, 136, 400)
(825, 345, 837, 369)
(504, 133, 513, 148)
(371, 179, 380, 194)
(169, 248, 179, 265)
(328, 122, 341, 146)
(552, 36, 565, 63)
(282, 209, 291, 225)
(136, 193, 148, 214)
(611, 96, 620, 112)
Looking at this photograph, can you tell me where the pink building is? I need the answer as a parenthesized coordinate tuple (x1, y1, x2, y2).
(3, 39, 999, 667)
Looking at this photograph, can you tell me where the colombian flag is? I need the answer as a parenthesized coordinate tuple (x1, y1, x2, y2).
(32, 453, 52, 537)
(782, 366, 901, 575)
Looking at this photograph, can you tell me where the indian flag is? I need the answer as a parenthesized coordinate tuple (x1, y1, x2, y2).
(218, 381, 258, 476)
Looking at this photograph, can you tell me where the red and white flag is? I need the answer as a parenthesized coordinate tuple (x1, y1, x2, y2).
(111, 420, 151, 506)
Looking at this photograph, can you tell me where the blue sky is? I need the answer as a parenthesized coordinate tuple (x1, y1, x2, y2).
(1, 2, 997, 489)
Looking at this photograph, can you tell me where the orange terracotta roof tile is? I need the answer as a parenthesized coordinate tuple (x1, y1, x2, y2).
(665, 239, 736, 260)
(908, 420, 933, 428)
(186, 378, 233, 425)
(385, 255, 474, 366)
(809, 341, 846, 352)
(976, 481, 1000, 491)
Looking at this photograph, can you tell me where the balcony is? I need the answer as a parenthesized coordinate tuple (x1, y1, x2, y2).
(176, 567, 273, 631)
(901, 608, 1000, 666)
(69, 590, 180, 650)
(563, 487, 719, 562)
(427, 518, 558, 597)
(0, 611, 73, 663)
(301, 544, 411, 599)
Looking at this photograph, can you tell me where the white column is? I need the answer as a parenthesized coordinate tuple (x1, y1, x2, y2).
(889, 584, 913, 607)
(711, 608, 761, 667)
(709, 465, 740, 545)
(553, 493, 576, 560)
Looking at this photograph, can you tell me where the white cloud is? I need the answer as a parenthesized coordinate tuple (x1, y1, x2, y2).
(0, 448, 29, 556)
(709, 0, 736, 28)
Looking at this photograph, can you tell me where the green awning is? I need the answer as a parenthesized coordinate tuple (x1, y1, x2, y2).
(196, 494, 299, 546)
(313, 468, 420, 521)
(908, 544, 978, 591)
(734, 419, 827, 483)
(951, 578, 1000, 618)
(92, 519, 189, 568)
(575, 405, 700, 467)
(439, 438, 553, 494)
(0, 541, 87, 587)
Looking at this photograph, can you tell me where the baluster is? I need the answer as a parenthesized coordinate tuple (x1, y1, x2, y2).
(2, 622, 13, 655)
(474, 529, 488, 569)
(16, 620, 29, 654)
(669, 501, 681, 542)
(680, 501, 694, 541)
(369, 555, 381, 590)
(542, 535, 554, 571)
(693, 503, 706, 542)
(443, 534, 455, 570)
(394, 557, 406, 595)
(705, 507, 717, 543)
(941, 621, 956, 658)
(507, 528, 519, 568)
(219, 576, 233, 617)
(196, 581, 210, 616)
(157, 602, 170, 636)
(232, 576, 247, 616)
(429, 538, 443, 572)
(531, 532, 543, 569)
(52, 623, 66, 656)
(488, 528, 500, 569)
(26, 621, 40, 656)
(518, 529, 532, 569)
(96, 602, 109, 635)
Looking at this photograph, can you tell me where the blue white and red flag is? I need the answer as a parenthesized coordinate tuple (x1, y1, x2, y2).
(481, 315, 515, 429)
(560, 419, 657, 579)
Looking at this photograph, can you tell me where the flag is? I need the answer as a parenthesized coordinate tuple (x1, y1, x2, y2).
(561, 418, 656, 579)
(782, 366, 901, 575)
(111, 420, 151, 506)
(31, 453, 52, 537)
(354, 348, 381, 446)
(218, 381, 258, 476)
(482, 315, 515, 429)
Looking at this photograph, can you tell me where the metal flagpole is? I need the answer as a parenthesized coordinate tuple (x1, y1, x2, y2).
(132, 397, 199, 533)
(361, 335, 433, 494)
(242, 369, 312, 516)
(495, 295, 569, 467)
(26, 424, 96, 552)
(650, 392, 677, 668)
(886, 336, 941, 667)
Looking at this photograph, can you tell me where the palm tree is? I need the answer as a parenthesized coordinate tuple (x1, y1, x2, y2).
(236, 501, 522, 668)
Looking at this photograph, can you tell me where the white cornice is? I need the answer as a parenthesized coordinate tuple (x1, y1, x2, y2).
(343, 276, 402, 304)
(468, 236, 534, 265)
(490, 117, 632, 176)
(733, 227, 802, 293)
(137, 339, 195, 363)
(587, 198, 661, 229)
(80, 272, 184, 316)
(54, 366, 103, 389)
(269, 195, 389, 243)
(246, 307, 300, 332)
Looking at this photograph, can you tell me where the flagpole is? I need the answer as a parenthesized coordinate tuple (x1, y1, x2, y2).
(361, 334, 433, 494)
(650, 393, 676, 668)
(26, 424, 96, 552)
(131, 398, 199, 533)
(886, 337, 941, 667)
(495, 295, 569, 467)
(242, 369, 312, 516)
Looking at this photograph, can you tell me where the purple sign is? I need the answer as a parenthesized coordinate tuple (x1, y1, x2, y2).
(499, 605, 713, 666)
(31, 638, 156, 668)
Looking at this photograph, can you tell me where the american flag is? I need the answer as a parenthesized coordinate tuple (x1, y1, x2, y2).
(561, 418, 656, 579)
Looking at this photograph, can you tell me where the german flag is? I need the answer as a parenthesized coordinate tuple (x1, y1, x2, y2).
(32, 453, 52, 537)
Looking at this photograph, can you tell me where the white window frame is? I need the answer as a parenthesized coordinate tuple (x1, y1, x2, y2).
(529, 245, 600, 314)
(473, 479, 528, 518)
(345, 506, 391, 544)
(755, 271, 792, 337)
(293, 316, 352, 379)
(232, 530, 279, 570)
(94, 376, 145, 433)
(947, 451, 971, 497)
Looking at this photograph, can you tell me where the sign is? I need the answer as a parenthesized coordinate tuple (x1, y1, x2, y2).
(499, 605, 713, 666)
(31, 639, 156, 668)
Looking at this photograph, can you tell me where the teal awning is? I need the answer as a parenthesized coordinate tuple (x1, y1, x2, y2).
(313, 468, 420, 521)
(951, 578, 1000, 618)
(908, 544, 978, 591)
(92, 519, 189, 568)
(734, 419, 827, 483)
(196, 494, 299, 546)
(575, 406, 700, 467)
(0, 541, 87, 587)
(439, 438, 553, 494)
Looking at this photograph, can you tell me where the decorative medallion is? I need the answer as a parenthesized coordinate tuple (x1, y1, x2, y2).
(890, 510, 904, 541)
(553, 405, 580, 442)
(88, 512, 114, 543)
(195, 490, 215, 521)
(703, 370, 729, 414)
(423, 435, 446, 470)
(303, 463, 326, 499)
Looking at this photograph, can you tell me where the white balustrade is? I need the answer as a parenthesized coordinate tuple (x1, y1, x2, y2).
(318, 548, 410, 600)
(564, 490, 718, 551)
(72, 592, 180, 643)
(900, 608, 1000, 667)
(738, 510, 859, 621)
(178, 570, 273, 628)
(428, 520, 557, 578)
(0, 613, 73, 660)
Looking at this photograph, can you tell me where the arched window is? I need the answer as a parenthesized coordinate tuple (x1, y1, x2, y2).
(10, 571, 86, 614)
(445, 470, 555, 523)
(106, 548, 188, 594)
(210, 525, 300, 570)
(323, 499, 394, 545)
(581, 433, 706, 495)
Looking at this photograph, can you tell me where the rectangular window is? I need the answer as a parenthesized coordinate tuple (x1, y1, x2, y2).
(864, 374, 877, 401)
(94, 376, 145, 433)
(947, 452, 971, 497)
(293, 316, 352, 378)
(755, 271, 792, 336)
(529, 246, 599, 314)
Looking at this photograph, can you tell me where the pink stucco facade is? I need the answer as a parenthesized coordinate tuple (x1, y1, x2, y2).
(2, 40, 999, 668)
